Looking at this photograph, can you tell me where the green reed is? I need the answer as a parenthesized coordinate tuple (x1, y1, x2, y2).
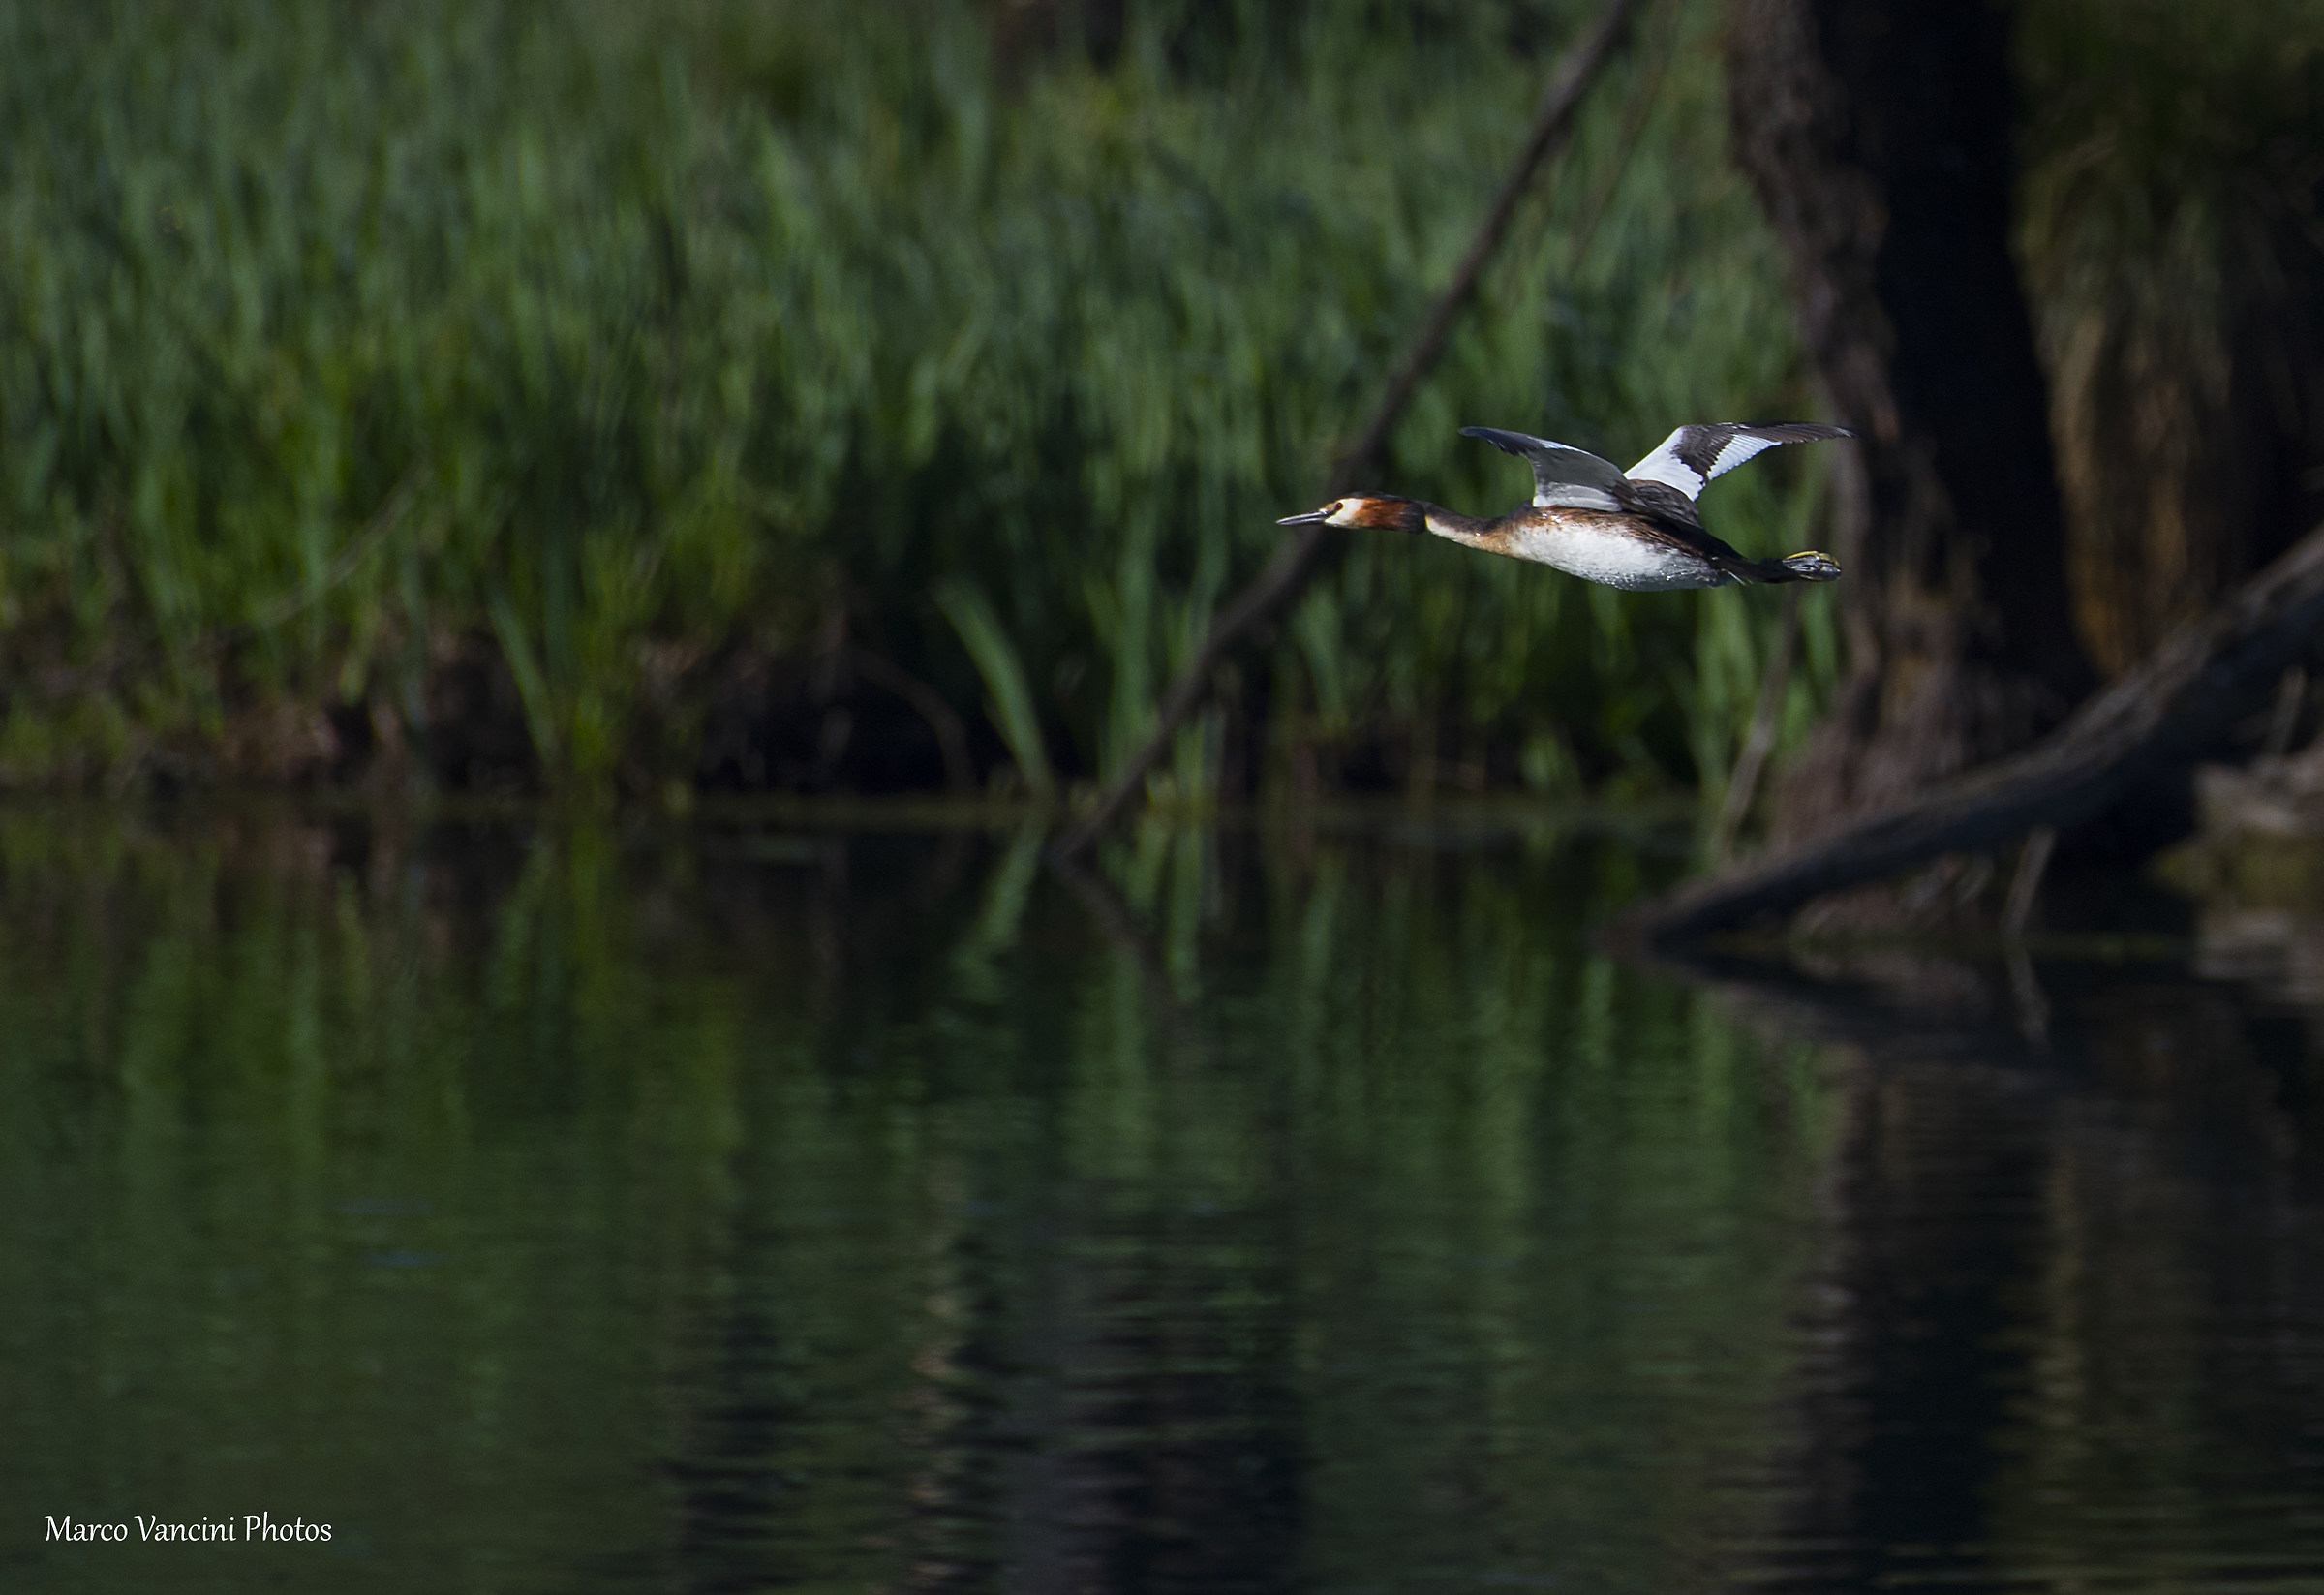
(0, 0, 1831, 803)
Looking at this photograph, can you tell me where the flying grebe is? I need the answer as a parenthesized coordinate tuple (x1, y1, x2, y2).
(1277, 422, 1853, 591)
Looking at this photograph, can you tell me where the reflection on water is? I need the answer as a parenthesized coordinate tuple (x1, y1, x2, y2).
(4, 807, 2324, 1592)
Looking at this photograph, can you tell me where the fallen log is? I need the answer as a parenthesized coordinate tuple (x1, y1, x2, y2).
(1052, 0, 1636, 862)
(1608, 518, 2324, 948)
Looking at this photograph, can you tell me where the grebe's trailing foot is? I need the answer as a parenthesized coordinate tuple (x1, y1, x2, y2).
(1279, 422, 1852, 592)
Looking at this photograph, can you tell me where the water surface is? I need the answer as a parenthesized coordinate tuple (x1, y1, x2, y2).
(4, 807, 2323, 1592)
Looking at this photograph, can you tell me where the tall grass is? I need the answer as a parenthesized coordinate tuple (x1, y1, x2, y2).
(0, 0, 1834, 801)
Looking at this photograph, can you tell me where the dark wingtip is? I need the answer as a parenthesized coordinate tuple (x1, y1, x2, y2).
(1743, 422, 1855, 444)
(1459, 425, 1529, 455)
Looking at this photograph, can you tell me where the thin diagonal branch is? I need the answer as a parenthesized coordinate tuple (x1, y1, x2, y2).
(1054, 0, 1636, 860)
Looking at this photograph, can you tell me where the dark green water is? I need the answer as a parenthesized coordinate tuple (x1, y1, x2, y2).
(5, 808, 2324, 1593)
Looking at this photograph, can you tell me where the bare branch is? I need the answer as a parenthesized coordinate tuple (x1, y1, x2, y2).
(1609, 518, 2324, 948)
(1054, 0, 1636, 860)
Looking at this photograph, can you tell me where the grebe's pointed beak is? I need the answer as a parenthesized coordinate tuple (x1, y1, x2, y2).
(1276, 507, 1331, 525)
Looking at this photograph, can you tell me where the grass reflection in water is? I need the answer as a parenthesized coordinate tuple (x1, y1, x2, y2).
(0, 809, 1821, 1593)
(10, 808, 2324, 1593)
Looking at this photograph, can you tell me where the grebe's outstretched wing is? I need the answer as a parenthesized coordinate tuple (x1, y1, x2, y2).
(1459, 426, 1631, 512)
(1626, 423, 1853, 501)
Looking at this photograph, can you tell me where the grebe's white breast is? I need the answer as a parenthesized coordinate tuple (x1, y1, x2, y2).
(1497, 510, 1730, 591)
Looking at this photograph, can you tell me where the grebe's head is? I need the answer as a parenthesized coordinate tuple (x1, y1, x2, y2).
(1276, 494, 1422, 532)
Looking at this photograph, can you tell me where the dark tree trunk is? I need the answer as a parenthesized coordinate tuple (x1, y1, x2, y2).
(2039, 209, 2324, 680)
(1726, 0, 2095, 841)
(2014, 1, 2324, 682)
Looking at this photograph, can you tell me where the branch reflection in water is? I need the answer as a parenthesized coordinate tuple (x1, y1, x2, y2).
(3, 806, 2322, 1592)
(1658, 903, 2324, 1592)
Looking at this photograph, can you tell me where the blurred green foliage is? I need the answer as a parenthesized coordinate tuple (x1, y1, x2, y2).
(0, 0, 1836, 805)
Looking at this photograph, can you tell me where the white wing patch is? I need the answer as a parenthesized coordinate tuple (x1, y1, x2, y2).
(1626, 424, 1850, 502)
(1537, 483, 1626, 512)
